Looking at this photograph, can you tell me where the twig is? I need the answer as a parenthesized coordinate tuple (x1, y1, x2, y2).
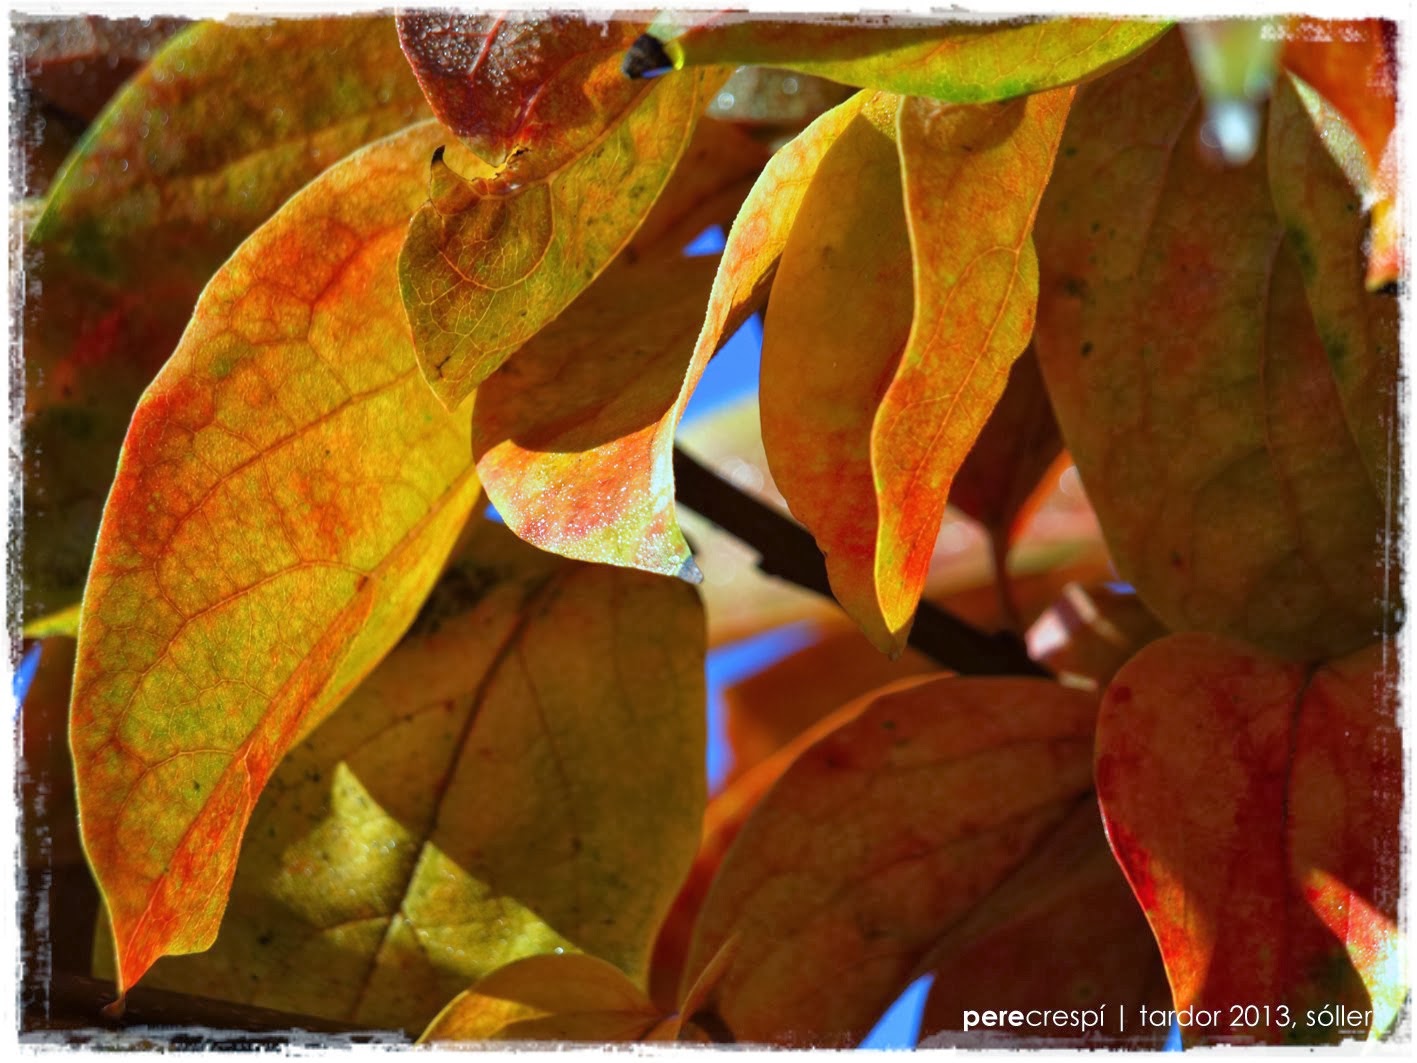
(672, 447, 1051, 677)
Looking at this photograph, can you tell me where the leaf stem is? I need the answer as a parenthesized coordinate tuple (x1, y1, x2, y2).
(672, 447, 1050, 677)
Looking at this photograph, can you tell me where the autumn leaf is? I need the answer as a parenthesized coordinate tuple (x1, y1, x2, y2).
(70, 122, 482, 1000)
(919, 799, 1169, 1047)
(471, 120, 768, 578)
(1095, 633, 1400, 1044)
(871, 88, 1073, 647)
(1281, 19, 1399, 288)
(682, 676, 1098, 1045)
(723, 622, 938, 781)
(396, 14, 722, 409)
(1033, 29, 1391, 661)
(421, 954, 663, 1043)
(635, 14, 1166, 102)
(22, 17, 429, 618)
(1266, 73, 1400, 509)
(761, 89, 1070, 654)
(92, 518, 704, 1030)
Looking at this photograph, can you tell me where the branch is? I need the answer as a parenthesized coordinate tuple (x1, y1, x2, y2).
(673, 447, 1050, 678)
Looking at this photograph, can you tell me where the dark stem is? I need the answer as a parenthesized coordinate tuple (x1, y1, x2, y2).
(672, 447, 1050, 678)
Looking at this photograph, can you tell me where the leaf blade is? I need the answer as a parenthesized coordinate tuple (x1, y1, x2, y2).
(72, 121, 482, 997)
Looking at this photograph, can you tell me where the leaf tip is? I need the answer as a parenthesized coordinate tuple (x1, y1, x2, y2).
(101, 993, 127, 1021)
(622, 34, 673, 79)
(676, 555, 704, 585)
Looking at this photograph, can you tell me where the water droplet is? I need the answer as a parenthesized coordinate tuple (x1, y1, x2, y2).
(716, 91, 735, 110)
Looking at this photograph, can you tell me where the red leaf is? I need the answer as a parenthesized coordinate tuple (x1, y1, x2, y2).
(1096, 634, 1400, 1044)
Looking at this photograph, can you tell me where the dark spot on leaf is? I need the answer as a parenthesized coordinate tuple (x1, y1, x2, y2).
(1169, 550, 1184, 569)
(622, 34, 673, 79)
(1111, 685, 1132, 704)
(1081, 341, 1093, 357)
(1061, 275, 1087, 299)
(257, 932, 273, 947)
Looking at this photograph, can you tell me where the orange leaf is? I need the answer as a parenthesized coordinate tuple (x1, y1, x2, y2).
(420, 954, 662, 1043)
(71, 122, 482, 999)
(871, 88, 1073, 646)
(920, 799, 1169, 1047)
(1033, 30, 1391, 661)
(22, 17, 429, 617)
(396, 15, 721, 409)
(762, 89, 1071, 653)
(723, 621, 939, 781)
(1096, 634, 1401, 1044)
(92, 518, 705, 1030)
(1281, 19, 1398, 288)
(641, 14, 1166, 102)
(682, 676, 1098, 1045)
(471, 120, 768, 577)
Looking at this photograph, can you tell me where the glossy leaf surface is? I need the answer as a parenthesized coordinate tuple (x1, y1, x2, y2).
(422, 954, 662, 1043)
(1033, 30, 1390, 661)
(472, 121, 768, 578)
(397, 15, 719, 409)
(23, 17, 429, 617)
(683, 676, 1098, 1045)
(71, 122, 482, 998)
(1096, 634, 1400, 1043)
(100, 520, 705, 1030)
(644, 15, 1166, 103)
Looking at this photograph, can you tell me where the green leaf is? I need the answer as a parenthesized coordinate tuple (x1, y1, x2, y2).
(640, 14, 1167, 102)
(72, 121, 481, 999)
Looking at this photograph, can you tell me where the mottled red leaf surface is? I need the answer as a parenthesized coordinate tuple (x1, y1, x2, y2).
(398, 13, 645, 181)
(422, 954, 663, 1043)
(871, 88, 1072, 646)
(71, 122, 482, 999)
(643, 14, 1165, 102)
(471, 121, 768, 578)
(1281, 19, 1398, 287)
(682, 676, 1098, 1045)
(397, 15, 721, 409)
(17, 15, 185, 121)
(762, 89, 1069, 654)
(94, 519, 704, 1030)
(22, 17, 429, 618)
(920, 799, 1169, 1047)
(1267, 73, 1400, 509)
(1033, 30, 1391, 661)
(1096, 634, 1400, 1044)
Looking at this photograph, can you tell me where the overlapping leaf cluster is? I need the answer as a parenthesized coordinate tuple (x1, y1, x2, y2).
(16, 8, 1402, 1049)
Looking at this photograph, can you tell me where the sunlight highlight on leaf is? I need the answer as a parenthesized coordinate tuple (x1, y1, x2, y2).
(1095, 634, 1399, 1044)
(97, 519, 705, 1030)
